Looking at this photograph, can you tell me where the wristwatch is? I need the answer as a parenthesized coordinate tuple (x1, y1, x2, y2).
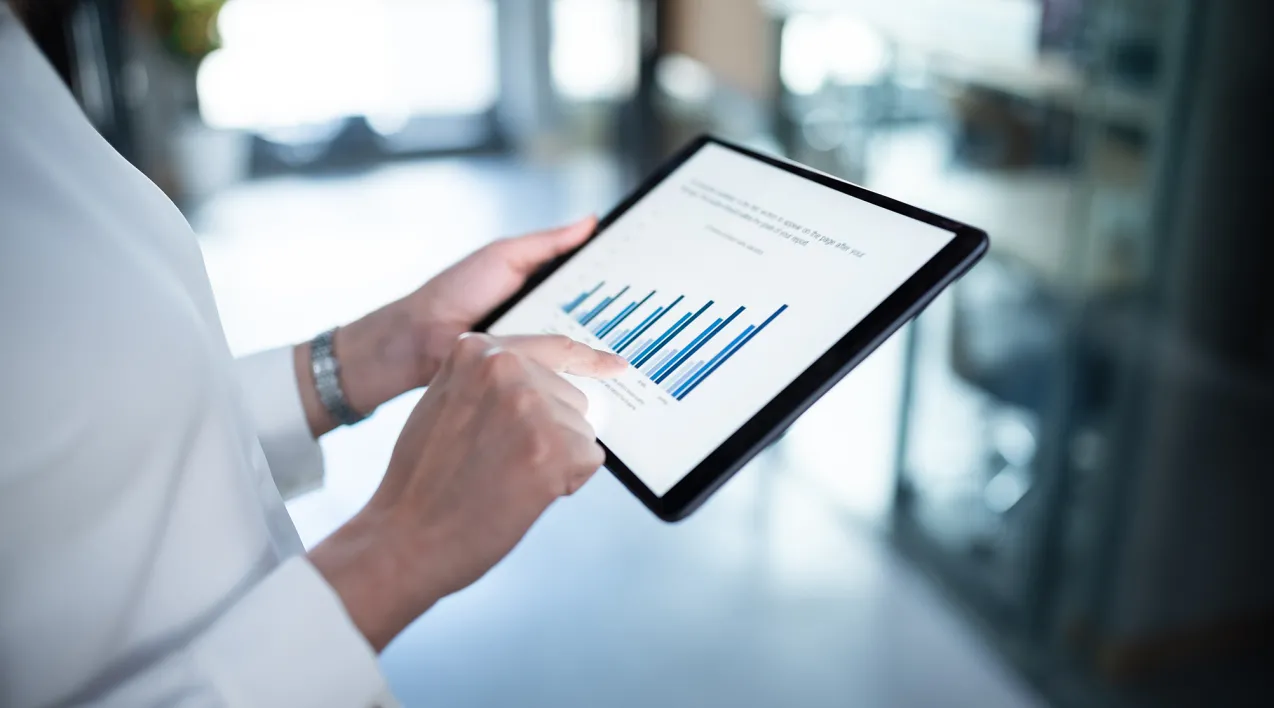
(309, 328, 369, 426)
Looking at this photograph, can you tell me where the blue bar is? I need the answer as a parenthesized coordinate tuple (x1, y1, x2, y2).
(616, 294, 684, 354)
(672, 325, 754, 399)
(563, 281, 604, 314)
(608, 327, 631, 348)
(562, 293, 587, 314)
(631, 312, 692, 368)
(633, 300, 714, 368)
(597, 290, 654, 340)
(652, 318, 722, 382)
(583, 285, 631, 325)
(591, 308, 621, 336)
(654, 305, 745, 384)
(596, 302, 631, 337)
(576, 295, 607, 324)
(677, 305, 787, 400)
(668, 360, 705, 393)
(615, 309, 661, 352)
(577, 296, 612, 325)
(579, 286, 628, 326)
(625, 338, 654, 362)
(645, 349, 679, 377)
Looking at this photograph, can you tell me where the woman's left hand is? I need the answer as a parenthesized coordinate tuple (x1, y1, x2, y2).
(295, 217, 597, 436)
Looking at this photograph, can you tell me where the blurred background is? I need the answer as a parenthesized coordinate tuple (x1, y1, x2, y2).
(17, 0, 1274, 706)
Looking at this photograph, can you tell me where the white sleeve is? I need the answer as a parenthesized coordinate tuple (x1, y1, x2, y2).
(92, 557, 398, 707)
(235, 347, 326, 500)
(188, 557, 397, 707)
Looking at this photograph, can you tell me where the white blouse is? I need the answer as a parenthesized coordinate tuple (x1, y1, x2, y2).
(0, 8, 395, 706)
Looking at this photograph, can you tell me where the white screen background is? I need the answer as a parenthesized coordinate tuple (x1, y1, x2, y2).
(490, 144, 953, 495)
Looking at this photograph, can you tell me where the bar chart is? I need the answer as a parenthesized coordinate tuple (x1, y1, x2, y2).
(562, 281, 788, 401)
(485, 140, 958, 495)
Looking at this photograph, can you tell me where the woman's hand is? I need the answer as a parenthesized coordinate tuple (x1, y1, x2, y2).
(295, 217, 597, 436)
(308, 333, 625, 651)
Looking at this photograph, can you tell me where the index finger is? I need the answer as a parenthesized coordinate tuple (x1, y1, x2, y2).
(494, 334, 627, 378)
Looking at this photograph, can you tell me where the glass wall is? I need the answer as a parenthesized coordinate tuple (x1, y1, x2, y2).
(771, 0, 1274, 706)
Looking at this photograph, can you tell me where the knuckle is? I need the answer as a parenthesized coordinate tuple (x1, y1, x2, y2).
(560, 452, 601, 497)
(507, 385, 542, 415)
(453, 333, 490, 359)
(581, 442, 605, 470)
(523, 431, 555, 467)
(553, 469, 575, 498)
(481, 348, 522, 381)
(552, 440, 602, 495)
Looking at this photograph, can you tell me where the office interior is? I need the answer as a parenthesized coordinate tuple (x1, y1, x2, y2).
(14, 0, 1274, 706)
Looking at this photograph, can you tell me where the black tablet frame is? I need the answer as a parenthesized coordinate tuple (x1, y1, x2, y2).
(475, 135, 988, 521)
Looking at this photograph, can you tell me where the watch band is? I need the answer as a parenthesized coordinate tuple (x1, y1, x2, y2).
(309, 328, 368, 426)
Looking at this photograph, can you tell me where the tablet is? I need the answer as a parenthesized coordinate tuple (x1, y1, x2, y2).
(479, 136, 987, 521)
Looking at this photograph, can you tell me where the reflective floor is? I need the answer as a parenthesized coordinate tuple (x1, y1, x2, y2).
(193, 152, 1043, 708)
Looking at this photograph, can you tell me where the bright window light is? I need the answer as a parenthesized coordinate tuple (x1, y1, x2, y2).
(551, 0, 639, 101)
(780, 13, 889, 95)
(198, 0, 498, 131)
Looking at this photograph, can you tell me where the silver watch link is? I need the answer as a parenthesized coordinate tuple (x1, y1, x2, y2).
(309, 328, 369, 426)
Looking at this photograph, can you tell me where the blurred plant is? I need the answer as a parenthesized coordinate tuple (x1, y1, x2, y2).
(134, 0, 226, 63)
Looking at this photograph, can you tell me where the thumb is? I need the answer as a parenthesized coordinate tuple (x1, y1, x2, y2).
(502, 216, 597, 274)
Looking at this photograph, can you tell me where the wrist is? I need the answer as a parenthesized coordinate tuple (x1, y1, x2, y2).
(298, 302, 427, 437)
(309, 511, 446, 652)
(333, 302, 423, 409)
(294, 299, 459, 437)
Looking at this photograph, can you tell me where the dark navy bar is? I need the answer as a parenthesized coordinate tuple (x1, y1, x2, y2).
(591, 314, 615, 335)
(631, 312, 691, 367)
(579, 285, 629, 326)
(633, 299, 713, 368)
(597, 290, 654, 340)
(646, 349, 679, 377)
(653, 318, 722, 382)
(616, 294, 684, 354)
(615, 309, 661, 353)
(677, 304, 787, 400)
(626, 338, 654, 362)
(654, 305, 745, 384)
(669, 360, 706, 393)
(594, 305, 628, 336)
(673, 325, 754, 399)
(608, 327, 631, 348)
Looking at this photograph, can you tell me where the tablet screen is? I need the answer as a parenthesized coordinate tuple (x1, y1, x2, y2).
(489, 143, 955, 496)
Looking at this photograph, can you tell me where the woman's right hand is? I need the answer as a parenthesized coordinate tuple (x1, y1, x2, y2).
(309, 333, 626, 650)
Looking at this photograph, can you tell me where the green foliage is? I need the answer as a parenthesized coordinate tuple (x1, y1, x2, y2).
(156, 0, 225, 62)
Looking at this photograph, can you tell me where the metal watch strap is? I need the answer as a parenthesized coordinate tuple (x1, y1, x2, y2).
(309, 328, 368, 426)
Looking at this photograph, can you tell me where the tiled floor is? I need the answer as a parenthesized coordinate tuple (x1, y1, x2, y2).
(193, 151, 1044, 708)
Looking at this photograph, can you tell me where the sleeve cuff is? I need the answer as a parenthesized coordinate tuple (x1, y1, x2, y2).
(191, 557, 397, 707)
(236, 347, 325, 500)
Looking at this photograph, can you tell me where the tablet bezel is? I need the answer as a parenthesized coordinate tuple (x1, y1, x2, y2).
(476, 135, 988, 521)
